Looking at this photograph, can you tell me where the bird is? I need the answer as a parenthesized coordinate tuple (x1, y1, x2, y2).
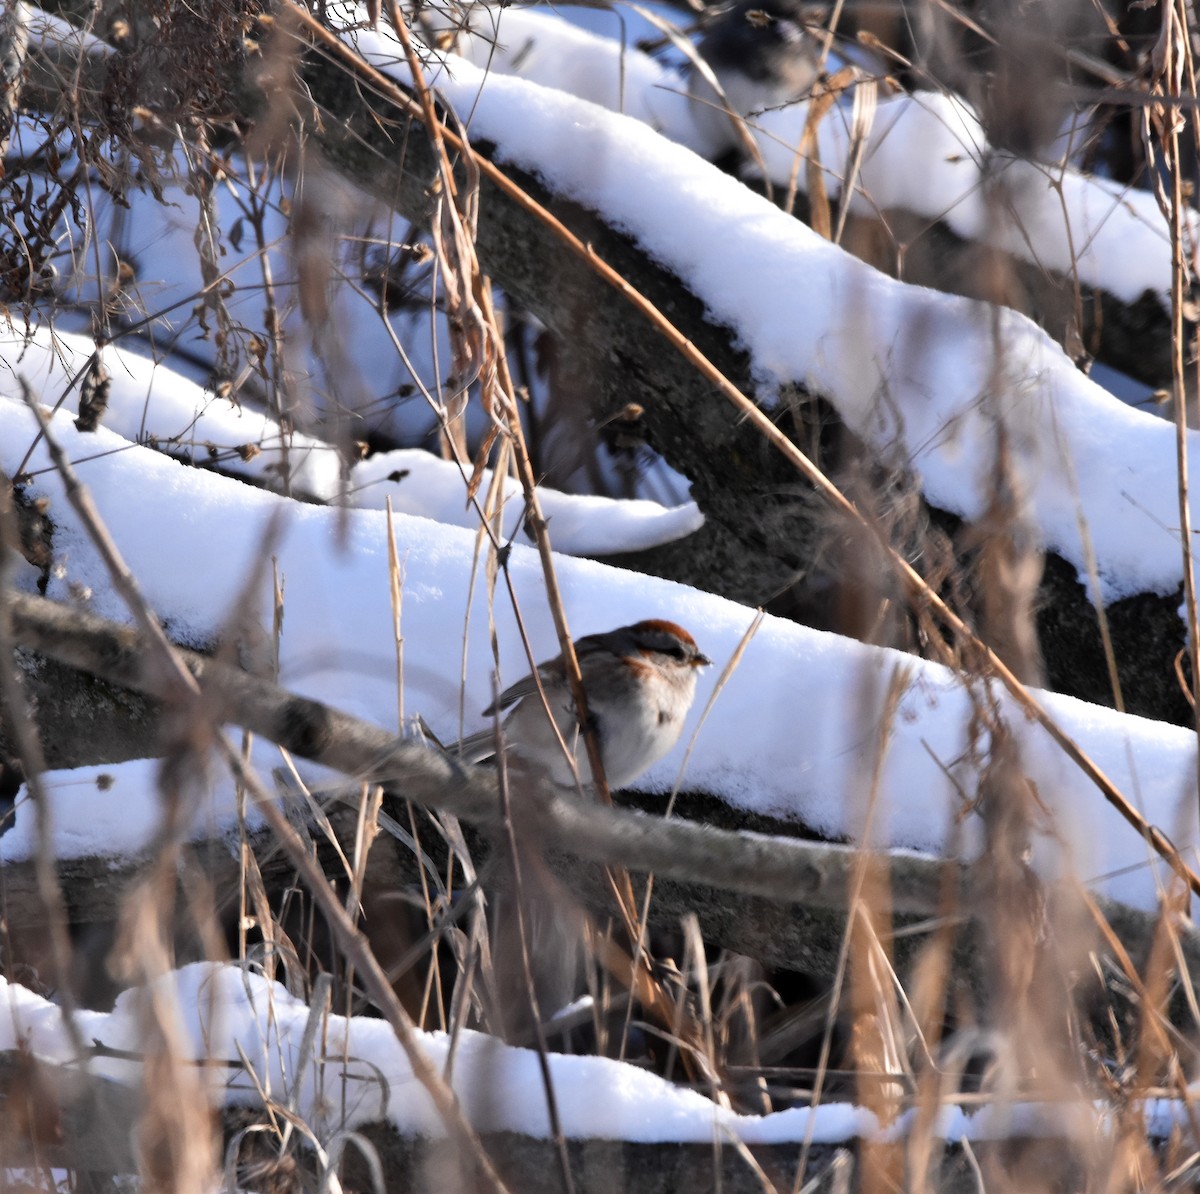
(456, 620, 711, 790)
(688, 0, 822, 157)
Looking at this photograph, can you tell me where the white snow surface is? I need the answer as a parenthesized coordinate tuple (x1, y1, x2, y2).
(0, 325, 701, 556)
(433, 5, 1184, 308)
(351, 447, 703, 551)
(2, 397, 1198, 913)
(451, 5, 702, 148)
(0, 962, 867, 1143)
(8, 133, 500, 452)
(0, 760, 193, 862)
(349, 21, 1200, 606)
(27, 5, 110, 56)
(12, 8, 1192, 598)
(4, 131, 694, 504)
(0, 961, 1170, 1145)
(752, 89, 1183, 309)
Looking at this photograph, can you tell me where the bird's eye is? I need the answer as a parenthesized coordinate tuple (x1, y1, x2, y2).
(662, 644, 689, 661)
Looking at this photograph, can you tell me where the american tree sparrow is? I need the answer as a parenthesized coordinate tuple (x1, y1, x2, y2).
(456, 620, 711, 789)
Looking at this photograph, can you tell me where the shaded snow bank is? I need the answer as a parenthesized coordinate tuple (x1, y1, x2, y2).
(0, 326, 701, 556)
(0, 962, 1179, 1146)
(0, 962, 861, 1143)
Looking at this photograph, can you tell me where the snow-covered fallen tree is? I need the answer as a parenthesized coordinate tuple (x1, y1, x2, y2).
(441, 3, 1189, 389)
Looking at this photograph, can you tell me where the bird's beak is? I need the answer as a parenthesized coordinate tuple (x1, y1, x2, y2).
(693, 653, 712, 667)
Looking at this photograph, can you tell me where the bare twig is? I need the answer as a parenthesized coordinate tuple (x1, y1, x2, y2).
(19, 391, 198, 706)
(217, 736, 513, 1194)
(492, 744, 576, 1194)
(0, 471, 85, 1058)
(1163, 3, 1200, 823)
(4, 588, 949, 915)
(0, 0, 28, 161)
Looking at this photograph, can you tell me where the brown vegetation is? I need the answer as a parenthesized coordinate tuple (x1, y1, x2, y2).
(2, 1, 1200, 1191)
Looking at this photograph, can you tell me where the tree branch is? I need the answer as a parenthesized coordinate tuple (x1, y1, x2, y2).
(6, 589, 1200, 991)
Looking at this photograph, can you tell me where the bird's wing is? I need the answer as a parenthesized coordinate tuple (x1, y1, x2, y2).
(481, 668, 548, 717)
(453, 726, 499, 764)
